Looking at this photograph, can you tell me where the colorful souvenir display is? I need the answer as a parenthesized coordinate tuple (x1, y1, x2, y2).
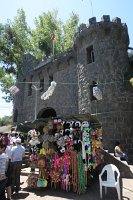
(27, 117, 104, 194)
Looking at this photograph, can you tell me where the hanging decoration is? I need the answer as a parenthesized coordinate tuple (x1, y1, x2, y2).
(8, 85, 19, 95)
(93, 85, 102, 100)
(41, 81, 57, 100)
(130, 78, 133, 86)
(26, 116, 104, 194)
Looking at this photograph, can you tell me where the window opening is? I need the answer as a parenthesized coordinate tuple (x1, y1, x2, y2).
(87, 45, 94, 64)
(49, 75, 53, 86)
(28, 76, 33, 96)
(40, 78, 44, 92)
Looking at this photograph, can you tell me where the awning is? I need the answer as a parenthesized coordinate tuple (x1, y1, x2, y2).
(61, 114, 101, 128)
(16, 118, 48, 132)
(16, 114, 101, 132)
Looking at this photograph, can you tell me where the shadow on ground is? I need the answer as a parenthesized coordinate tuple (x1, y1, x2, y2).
(11, 177, 130, 200)
(11, 192, 29, 199)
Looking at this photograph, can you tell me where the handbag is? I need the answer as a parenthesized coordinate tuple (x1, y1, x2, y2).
(37, 178, 47, 187)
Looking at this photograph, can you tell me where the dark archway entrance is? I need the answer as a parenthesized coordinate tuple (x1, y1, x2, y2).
(37, 107, 56, 119)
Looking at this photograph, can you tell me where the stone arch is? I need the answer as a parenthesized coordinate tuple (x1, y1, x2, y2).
(37, 107, 56, 119)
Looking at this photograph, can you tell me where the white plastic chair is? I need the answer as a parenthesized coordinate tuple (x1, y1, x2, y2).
(99, 164, 121, 200)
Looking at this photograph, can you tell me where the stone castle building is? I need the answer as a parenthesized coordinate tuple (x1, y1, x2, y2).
(14, 15, 133, 156)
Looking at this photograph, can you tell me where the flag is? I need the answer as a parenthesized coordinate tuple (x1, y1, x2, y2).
(93, 86, 102, 100)
(41, 81, 57, 100)
(51, 32, 55, 41)
(9, 85, 19, 95)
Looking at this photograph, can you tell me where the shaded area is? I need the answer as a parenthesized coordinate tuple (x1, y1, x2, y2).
(16, 114, 101, 132)
(37, 107, 56, 119)
(11, 192, 29, 199)
(16, 118, 48, 132)
(11, 177, 123, 200)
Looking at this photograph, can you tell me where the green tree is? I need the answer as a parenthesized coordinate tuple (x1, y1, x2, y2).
(0, 9, 79, 102)
(62, 12, 79, 51)
(0, 116, 13, 126)
(31, 9, 63, 59)
(31, 10, 79, 58)
(0, 9, 32, 101)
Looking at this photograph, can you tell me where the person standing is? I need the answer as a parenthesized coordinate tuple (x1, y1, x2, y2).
(11, 138, 25, 194)
(0, 143, 9, 200)
(2, 133, 10, 146)
(5, 141, 12, 200)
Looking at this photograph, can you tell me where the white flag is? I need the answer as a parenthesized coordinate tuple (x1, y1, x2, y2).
(9, 85, 19, 95)
(41, 81, 57, 100)
(93, 86, 102, 100)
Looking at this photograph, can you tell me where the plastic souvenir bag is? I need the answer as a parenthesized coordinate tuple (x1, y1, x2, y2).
(37, 178, 48, 187)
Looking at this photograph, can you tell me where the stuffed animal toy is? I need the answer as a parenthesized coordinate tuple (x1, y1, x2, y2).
(28, 129, 37, 138)
(41, 81, 57, 100)
(29, 136, 40, 146)
(81, 121, 90, 131)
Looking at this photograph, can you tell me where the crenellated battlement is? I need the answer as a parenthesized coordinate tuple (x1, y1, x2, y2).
(74, 15, 129, 46)
(88, 15, 123, 27)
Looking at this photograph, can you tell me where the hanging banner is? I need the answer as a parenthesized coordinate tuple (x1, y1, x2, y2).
(93, 86, 102, 100)
(41, 81, 57, 100)
(9, 85, 19, 95)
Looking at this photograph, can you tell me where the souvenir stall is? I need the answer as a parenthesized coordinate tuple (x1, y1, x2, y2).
(27, 115, 104, 194)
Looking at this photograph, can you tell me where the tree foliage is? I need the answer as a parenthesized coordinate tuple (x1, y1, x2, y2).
(0, 8, 79, 102)
(0, 115, 13, 126)
(31, 9, 63, 58)
(62, 12, 79, 51)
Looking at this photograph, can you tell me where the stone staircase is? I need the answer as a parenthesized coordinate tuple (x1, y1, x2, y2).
(101, 149, 133, 178)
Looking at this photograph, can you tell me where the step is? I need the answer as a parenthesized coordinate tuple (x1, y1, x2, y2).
(102, 149, 133, 178)
(109, 153, 128, 165)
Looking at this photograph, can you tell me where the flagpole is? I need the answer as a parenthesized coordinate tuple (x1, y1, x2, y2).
(53, 40, 54, 59)
(51, 32, 55, 59)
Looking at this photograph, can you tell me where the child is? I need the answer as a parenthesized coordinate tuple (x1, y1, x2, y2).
(114, 141, 128, 161)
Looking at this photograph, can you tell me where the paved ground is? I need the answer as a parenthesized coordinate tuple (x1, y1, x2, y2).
(10, 168, 133, 200)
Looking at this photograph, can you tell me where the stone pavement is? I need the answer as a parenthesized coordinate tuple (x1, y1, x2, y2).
(10, 167, 133, 200)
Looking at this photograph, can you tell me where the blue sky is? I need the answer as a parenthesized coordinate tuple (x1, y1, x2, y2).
(0, 0, 133, 117)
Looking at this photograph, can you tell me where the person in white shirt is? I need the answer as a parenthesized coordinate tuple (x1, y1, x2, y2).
(11, 138, 25, 194)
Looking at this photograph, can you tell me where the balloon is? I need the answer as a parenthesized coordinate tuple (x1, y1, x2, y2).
(130, 78, 133, 86)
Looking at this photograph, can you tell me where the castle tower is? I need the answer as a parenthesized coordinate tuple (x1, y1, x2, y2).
(74, 15, 133, 155)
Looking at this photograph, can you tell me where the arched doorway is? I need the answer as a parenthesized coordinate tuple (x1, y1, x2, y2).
(37, 107, 56, 119)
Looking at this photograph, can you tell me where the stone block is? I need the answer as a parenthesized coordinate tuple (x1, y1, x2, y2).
(128, 148, 133, 154)
(101, 15, 110, 22)
(79, 23, 87, 32)
(112, 17, 121, 24)
(89, 17, 96, 25)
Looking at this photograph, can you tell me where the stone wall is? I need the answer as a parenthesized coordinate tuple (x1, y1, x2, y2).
(75, 15, 133, 153)
(14, 51, 79, 122)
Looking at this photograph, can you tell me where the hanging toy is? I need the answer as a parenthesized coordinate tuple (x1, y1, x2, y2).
(39, 148, 46, 155)
(29, 152, 38, 172)
(41, 81, 57, 100)
(37, 170, 47, 188)
(9, 85, 19, 95)
(130, 77, 133, 86)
